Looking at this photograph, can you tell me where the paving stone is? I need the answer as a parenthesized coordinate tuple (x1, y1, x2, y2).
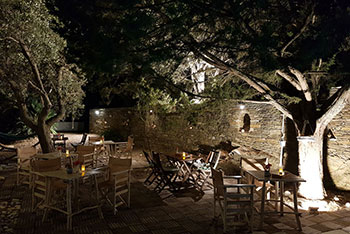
(322, 230, 349, 234)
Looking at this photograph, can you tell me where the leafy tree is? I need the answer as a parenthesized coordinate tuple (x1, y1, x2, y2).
(51, 0, 350, 199)
(0, 0, 86, 153)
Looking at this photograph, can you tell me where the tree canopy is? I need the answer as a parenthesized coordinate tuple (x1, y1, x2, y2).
(51, 0, 350, 118)
(0, 0, 86, 152)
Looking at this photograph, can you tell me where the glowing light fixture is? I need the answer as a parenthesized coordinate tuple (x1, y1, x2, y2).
(239, 104, 245, 110)
(95, 110, 100, 115)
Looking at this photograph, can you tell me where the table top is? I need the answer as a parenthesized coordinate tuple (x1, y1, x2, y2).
(91, 140, 127, 145)
(246, 170, 306, 183)
(37, 168, 103, 180)
(167, 152, 199, 161)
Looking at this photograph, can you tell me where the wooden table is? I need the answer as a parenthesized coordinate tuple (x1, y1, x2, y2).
(246, 170, 305, 231)
(38, 168, 104, 230)
(166, 153, 199, 186)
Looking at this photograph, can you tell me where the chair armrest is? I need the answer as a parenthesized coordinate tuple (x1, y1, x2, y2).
(223, 175, 242, 179)
(224, 184, 256, 188)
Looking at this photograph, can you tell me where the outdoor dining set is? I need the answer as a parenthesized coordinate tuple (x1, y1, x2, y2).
(15, 132, 306, 232)
(142, 149, 306, 232)
(16, 134, 134, 231)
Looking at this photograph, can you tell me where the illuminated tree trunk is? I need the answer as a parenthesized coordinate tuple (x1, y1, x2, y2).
(36, 123, 54, 153)
(297, 135, 325, 200)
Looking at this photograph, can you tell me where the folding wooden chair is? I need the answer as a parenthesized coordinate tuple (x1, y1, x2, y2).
(16, 146, 37, 186)
(211, 168, 255, 233)
(195, 150, 221, 190)
(151, 152, 179, 193)
(98, 157, 132, 215)
(143, 150, 158, 185)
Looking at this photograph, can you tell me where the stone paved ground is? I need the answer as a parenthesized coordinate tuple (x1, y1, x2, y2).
(2, 166, 350, 234)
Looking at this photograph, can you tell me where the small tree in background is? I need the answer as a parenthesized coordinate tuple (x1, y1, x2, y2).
(0, 0, 86, 153)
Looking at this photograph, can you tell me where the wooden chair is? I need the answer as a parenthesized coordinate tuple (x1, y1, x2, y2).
(30, 157, 65, 214)
(143, 150, 158, 185)
(211, 168, 255, 233)
(98, 157, 132, 215)
(195, 150, 221, 190)
(240, 157, 276, 206)
(76, 145, 95, 168)
(71, 133, 87, 151)
(116, 136, 134, 158)
(16, 146, 37, 186)
(151, 152, 179, 193)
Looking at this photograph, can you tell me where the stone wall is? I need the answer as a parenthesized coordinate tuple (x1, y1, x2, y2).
(89, 100, 283, 162)
(327, 105, 350, 190)
(89, 101, 350, 190)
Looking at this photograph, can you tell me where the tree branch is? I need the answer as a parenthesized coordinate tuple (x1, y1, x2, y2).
(280, 6, 314, 57)
(6, 79, 37, 130)
(289, 66, 312, 101)
(46, 66, 66, 127)
(315, 86, 350, 136)
(276, 69, 302, 91)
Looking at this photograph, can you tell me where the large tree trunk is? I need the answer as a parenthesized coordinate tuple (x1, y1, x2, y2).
(297, 134, 325, 200)
(36, 123, 54, 153)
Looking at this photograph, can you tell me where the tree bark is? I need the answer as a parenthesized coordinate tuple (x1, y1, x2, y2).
(36, 123, 54, 153)
(297, 134, 325, 200)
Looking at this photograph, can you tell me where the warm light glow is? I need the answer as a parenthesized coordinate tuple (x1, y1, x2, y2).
(278, 167, 285, 176)
(65, 150, 69, 157)
(299, 199, 340, 212)
(182, 152, 186, 160)
(95, 110, 100, 115)
(81, 164, 85, 172)
(81, 171, 85, 176)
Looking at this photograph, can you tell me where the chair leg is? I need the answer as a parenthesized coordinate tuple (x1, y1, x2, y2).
(113, 184, 117, 215)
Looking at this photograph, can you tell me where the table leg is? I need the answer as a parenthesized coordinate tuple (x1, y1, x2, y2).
(94, 175, 104, 219)
(275, 181, 280, 211)
(42, 177, 52, 222)
(293, 183, 302, 231)
(280, 181, 284, 216)
(67, 182, 72, 231)
(259, 180, 266, 230)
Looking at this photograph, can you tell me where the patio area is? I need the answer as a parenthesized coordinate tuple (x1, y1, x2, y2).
(1, 147, 350, 234)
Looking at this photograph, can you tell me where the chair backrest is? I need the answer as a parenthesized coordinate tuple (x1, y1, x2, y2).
(17, 146, 37, 165)
(211, 168, 225, 197)
(76, 145, 94, 155)
(208, 150, 221, 169)
(80, 133, 88, 145)
(143, 150, 153, 165)
(108, 157, 132, 173)
(31, 157, 61, 172)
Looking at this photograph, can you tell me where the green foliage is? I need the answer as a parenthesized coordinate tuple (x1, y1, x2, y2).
(0, 0, 86, 127)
